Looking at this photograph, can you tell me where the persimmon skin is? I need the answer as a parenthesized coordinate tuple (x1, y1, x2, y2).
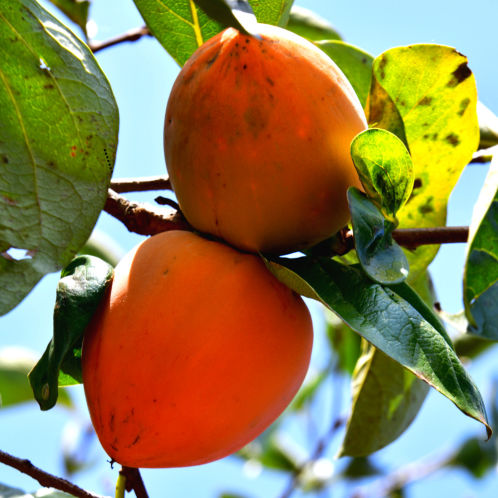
(164, 24, 367, 255)
(82, 230, 313, 468)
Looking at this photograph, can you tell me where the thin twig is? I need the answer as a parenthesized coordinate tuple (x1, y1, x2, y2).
(104, 188, 191, 236)
(120, 467, 149, 498)
(0, 449, 107, 498)
(350, 448, 455, 498)
(89, 26, 151, 53)
(110, 175, 172, 193)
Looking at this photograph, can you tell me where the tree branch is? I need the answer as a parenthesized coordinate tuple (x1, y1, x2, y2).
(110, 175, 172, 193)
(89, 26, 151, 53)
(104, 189, 191, 236)
(0, 449, 106, 498)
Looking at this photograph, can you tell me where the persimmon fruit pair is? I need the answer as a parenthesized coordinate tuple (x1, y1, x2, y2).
(82, 23, 367, 468)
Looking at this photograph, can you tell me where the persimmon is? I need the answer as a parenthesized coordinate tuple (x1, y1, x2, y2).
(82, 230, 313, 468)
(164, 24, 367, 255)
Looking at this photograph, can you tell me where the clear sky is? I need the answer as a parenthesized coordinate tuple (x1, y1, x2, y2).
(1, 1, 497, 497)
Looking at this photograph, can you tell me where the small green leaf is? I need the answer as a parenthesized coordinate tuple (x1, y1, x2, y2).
(48, 0, 90, 35)
(348, 188, 409, 285)
(29, 255, 113, 410)
(248, 0, 293, 26)
(264, 256, 491, 437)
(315, 40, 372, 109)
(0, 0, 118, 315)
(340, 457, 383, 480)
(193, 0, 258, 36)
(286, 6, 341, 41)
(338, 341, 429, 457)
(351, 129, 414, 219)
(369, 45, 479, 280)
(449, 437, 498, 478)
(477, 102, 498, 150)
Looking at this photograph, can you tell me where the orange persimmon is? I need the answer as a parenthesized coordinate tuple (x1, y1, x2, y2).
(82, 230, 313, 468)
(164, 24, 367, 254)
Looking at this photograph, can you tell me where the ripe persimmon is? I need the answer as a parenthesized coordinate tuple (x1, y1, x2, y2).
(164, 24, 367, 255)
(82, 230, 313, 468)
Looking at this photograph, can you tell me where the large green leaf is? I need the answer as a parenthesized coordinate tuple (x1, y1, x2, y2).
(348, 188, 409, 285)
(0, 346, 72, 408)
(48, 0, 90, 35)
(29, 255, 113, 410)
(464, 154, 498, 339)
(338, 341, 429, 457)
(264, 256, 490, 436)
(338, 271, 435, 457)
(368, 45, 479, 278)
(286, 6, 341, 41)
(133, 0, 291, 66)
(0, 0, 118, 315)
(315, 40, 372, 109)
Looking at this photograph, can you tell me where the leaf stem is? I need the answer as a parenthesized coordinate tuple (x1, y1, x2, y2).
(115, 471, 126, 498)
(89, 26, 151, 53)
(120, 467, 149, 498)
(0, 449, 105, 498)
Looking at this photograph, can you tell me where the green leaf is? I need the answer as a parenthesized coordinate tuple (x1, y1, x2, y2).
(0, 0, 118, 315)
(339, 271, 436, 457)
(286, 6, 341, 41)
(351, 129, 414, 220)
(0, 346, 71, 408)
(48, 0, 90, 35)
(348, 188, 409, 285)
(133, 0, 223, 66)
(338, 341, 429, 457)
(264, 256, 491, 437)
(133, 0, 291, 66)
(368, 45, 479, 279)
(193, 0, 258, 36)
(29, 255, 113, 410)
(477, 101, 498, 150)
(325, 309, 361, 376)
(315, 40, 372, 109)
(340, 457, 383, 480)
(464, 155, 498, 339)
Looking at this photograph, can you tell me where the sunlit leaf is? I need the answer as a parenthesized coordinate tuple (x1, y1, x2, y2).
(368, 45, 479, 279)
(29, 256, 113, 410)
(0, 0, 118, 315)
(48, 0, 90, 35)
(348, 188, 409, 285)
(464, 155, 498, 339)
(264, 256, 490, 437)
(286, 6, 341, 41)
(315, 40, 372, 109)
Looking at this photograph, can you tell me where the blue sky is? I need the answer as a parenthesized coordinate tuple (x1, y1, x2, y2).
(1, 1, 497, 497)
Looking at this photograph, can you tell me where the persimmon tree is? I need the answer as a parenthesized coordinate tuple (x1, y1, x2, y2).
(1, 0, 498, 497)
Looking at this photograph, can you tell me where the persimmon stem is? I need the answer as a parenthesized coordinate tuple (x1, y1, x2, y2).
(0, 449, 104, 498)
(120, 467, 149, 498)
(89, 26, 151, 53)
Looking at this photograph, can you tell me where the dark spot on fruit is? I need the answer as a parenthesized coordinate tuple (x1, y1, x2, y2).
(243, 64, 247, 70)
(266, 77, 274, 86)
(447, 63, 471, 87)
(445, 133, 460, 146)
